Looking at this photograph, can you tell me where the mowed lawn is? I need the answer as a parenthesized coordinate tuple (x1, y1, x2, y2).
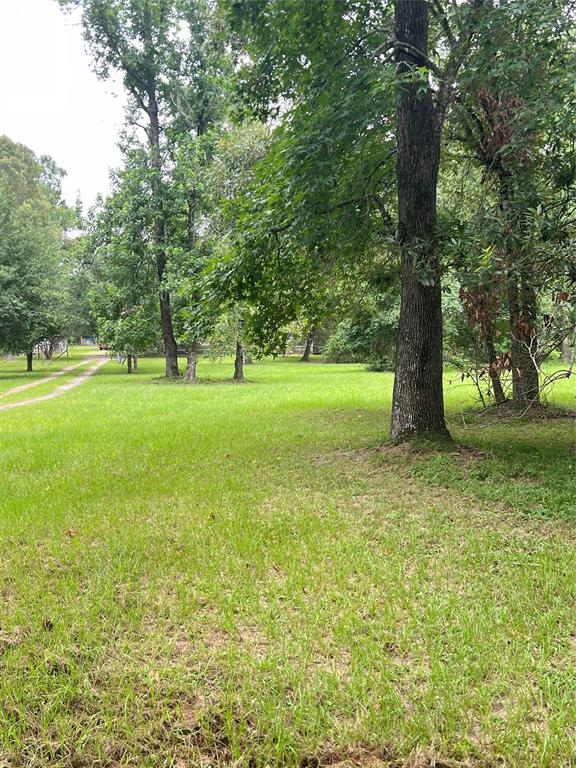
(0, 355, 575, 767)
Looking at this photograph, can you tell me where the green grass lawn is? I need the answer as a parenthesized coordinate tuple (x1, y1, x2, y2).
(0, 355, 575, 767)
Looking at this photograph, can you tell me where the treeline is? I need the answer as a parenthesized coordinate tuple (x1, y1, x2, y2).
(2, 0, 575, 439)
(0, 136, 96, 370)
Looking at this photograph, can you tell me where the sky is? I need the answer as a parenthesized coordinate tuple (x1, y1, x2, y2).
(0, 0, 126, 207)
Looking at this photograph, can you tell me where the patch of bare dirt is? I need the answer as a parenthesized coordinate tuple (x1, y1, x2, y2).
(313, 448, 375, 466)
(299, 745, 476, 768)
(477, 402, 576, 422)
(452, 446, 489, 464)
(0, 626, 25, 653)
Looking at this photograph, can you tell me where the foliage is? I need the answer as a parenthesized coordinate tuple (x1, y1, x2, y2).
(206, 304, 252, 360)
(0, 135, 72, 357)
(324, 304, 399, 370)
(87, 150, 161, 355)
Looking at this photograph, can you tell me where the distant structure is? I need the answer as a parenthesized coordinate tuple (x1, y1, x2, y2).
(33, 338, 68, 359)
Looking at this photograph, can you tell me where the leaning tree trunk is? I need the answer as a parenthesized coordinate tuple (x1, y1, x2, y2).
(26, 352, 33, 372)
(149, 98, 179, 378)
(127, 354, 133, 374)
(507, 270, 540, 409)
(233, 340, 245, 381)
(390, 0, 448, 441)
(301, 332, 314, 362)
(184, 341, 199, 382)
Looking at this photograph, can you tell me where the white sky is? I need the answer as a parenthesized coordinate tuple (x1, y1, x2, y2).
(0, 0, 126, 207)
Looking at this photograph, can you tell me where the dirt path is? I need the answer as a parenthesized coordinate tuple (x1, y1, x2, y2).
(0, 356, 99, 400)
(0, 357, 107, 412)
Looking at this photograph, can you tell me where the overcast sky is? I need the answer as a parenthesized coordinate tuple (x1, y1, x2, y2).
(0, 0, 126, 207)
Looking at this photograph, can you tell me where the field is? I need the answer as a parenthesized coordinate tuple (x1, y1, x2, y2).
(0, 352, 575, 767)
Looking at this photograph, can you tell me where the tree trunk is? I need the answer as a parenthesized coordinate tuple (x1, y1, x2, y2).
(127, 354, 133, 374)
(26, 351, 33, 372)
(507, 271, 540, 409)
(496, 168, 540, 410)
(301, 333, 313, 362)
(149, 98, 179, 378)
(233, 340, 245, 381)
(133, 356, 138, 370)
(188, 190, 198, 250)
(485, 331, 506, 405)
(184, 341, 199, 382)
(390, 0, 448, 442)
(561, 336, 573, 364)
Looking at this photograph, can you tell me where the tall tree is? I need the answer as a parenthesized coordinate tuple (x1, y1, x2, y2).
(390, 0, 445, 439)
(167, 0, 232, 379)
(225, 0, 487, 440)
(58, 0, 185, 376)
(450, 0, 576, 409)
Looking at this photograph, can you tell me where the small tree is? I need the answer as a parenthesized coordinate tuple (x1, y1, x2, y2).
(87, 152, 161, 371)
(206, 305, 252, 382)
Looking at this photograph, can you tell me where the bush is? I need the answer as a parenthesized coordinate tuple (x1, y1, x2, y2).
(324, 307, 398, 370)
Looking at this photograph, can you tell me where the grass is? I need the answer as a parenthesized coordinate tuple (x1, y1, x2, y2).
(0, 354, 575, 767)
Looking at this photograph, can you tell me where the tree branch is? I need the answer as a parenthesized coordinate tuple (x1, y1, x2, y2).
(430, 0, 457, 47)
(436, 0, 487, 122)
(393, 39, 444, 78)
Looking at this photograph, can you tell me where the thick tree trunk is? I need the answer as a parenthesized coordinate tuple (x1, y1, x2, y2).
(390, 0, 448, 441)
(127, 354, 133, 374)
(159, 289, 179, 377)
(485, 331, 506, 405)
(301, 333, 313, 362)
(149, 99, 179, 378)
(184, 341, 199, 382)
(26, 352, 33, 372)
(507, 272, 540, 409)
(233, 340, 245, 381)
(561, 336, 573, 364)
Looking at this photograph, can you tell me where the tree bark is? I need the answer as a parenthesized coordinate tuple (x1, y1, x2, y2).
(561, 336, 573, 364)
(301, 332, 314, 362)
(149, 97, 179, 378)
(390, 0, 448, 441)
(485, 331, 506, 405)
(233, 340, 245, 381)
(26, 351, 33, 372)
(184, 341, 199, 382)
(507, 271, 540, 409)
(133, 356, 138, 370)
